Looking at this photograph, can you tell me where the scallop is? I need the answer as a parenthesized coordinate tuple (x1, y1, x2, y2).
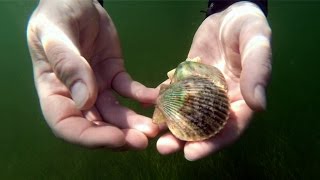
(153, 57, 230, 141)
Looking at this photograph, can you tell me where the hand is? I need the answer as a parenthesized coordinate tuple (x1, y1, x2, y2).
(156, 2, 272, 160)
(27, 0, 159, 150)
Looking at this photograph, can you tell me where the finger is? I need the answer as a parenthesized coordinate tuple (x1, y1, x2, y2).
(96, 90, 159, 138)
(41, 93, 125, 148)
(216, 3, 271, 111)
(184, 100, 253, 161)
(239, 21, 272, 111)
(82, 106, 115, 126)
(114, 129, 149, 151)
(38, 18, 97, 110)
(156, 79, 171, 89)
(140, 79, 171, 108)
(157, 133, 185, 155)
(112, 71, 159, 104)
(31, 58, 125, 148)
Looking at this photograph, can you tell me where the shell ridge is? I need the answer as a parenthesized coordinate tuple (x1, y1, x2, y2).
(152, 106, 167, 124)
(181, 97, 222, 136)
(153, 59, 230, 141)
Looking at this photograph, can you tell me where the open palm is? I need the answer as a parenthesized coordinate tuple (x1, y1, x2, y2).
(27, 0, 158, 150)
(156, 2, 272, 161)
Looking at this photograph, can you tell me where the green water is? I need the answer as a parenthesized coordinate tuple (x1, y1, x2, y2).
(0, 0, 319, 179)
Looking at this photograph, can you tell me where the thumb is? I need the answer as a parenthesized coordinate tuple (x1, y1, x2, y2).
(41, 25, 97, 110)
(240, 35, 272, 111)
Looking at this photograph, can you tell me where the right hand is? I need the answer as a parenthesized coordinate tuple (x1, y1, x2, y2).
(156, 2, 272, 160)
(27, 0, 159, 150)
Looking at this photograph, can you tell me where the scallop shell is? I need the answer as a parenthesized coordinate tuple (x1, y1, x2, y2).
(153, 58, 229, 141)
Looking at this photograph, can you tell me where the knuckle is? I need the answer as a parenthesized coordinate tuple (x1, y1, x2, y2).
(134, 88, 143, 99)
(262, 60, 272, 74)
(264, 24, 272, 39)
(51, 51, 79, 86)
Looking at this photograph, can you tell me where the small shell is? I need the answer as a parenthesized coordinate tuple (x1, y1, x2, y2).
(153, 58, 229, 141)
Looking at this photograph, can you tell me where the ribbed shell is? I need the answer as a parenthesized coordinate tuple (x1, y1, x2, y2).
(153, 61, 230, 141)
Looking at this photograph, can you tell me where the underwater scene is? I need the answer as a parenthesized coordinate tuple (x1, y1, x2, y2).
(0, 0, 319, 179)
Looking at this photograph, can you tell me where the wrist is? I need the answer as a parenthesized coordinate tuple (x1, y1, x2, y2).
(39, 0, 93, 7)
(205, 0, 267, 17)
(37, 0, 96, 14)
(98, 0, 103, 6)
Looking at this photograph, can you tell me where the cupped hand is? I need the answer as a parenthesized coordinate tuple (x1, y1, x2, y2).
(27, 0, 159, 150)
(156, 2, 272, 160)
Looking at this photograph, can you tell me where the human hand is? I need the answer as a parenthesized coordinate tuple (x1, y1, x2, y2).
(27, 0, 159, 150)
(156, 2, 272, 160)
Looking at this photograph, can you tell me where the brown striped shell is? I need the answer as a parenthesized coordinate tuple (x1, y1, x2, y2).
(152, 57, 230, 141)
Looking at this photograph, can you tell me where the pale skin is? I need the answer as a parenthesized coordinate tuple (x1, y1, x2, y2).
(27, 0, 271, 160)
(27, 0, 159, 150)
(157, 2, 272, 160)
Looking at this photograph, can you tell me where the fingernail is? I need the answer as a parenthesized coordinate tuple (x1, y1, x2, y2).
(135, 122, 160, 138)
(184, 152, 198, 161)
(254, 84, 266, 110)
(156, 136, 181, 155)
(184, 144, 200, 161)
(71, 81, 89, 109)
(185, 155, 196, 161)
(134, 124, 152, 135)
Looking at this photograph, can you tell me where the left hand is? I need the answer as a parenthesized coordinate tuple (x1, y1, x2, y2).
(27, 0, 159, 150)
(156, 2, 272, 161)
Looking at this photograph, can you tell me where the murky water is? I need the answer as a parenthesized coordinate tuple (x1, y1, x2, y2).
(0, 0, 319, 179)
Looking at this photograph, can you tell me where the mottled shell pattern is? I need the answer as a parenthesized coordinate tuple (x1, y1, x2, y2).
(153, 57, 230, 141)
